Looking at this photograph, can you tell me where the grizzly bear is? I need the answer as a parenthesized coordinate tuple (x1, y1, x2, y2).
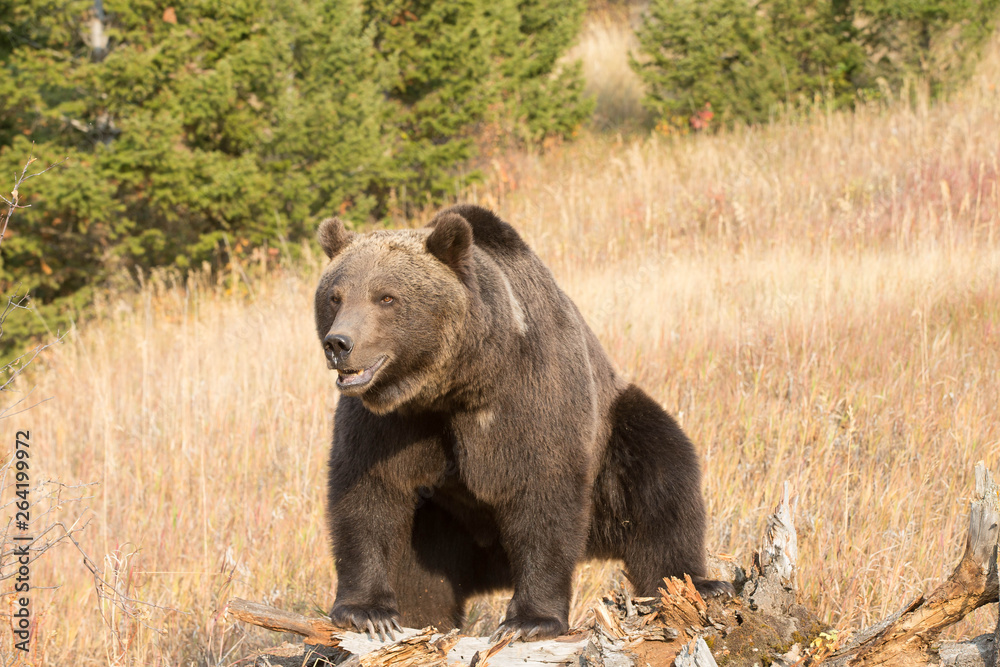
(314, 204, 732, 642)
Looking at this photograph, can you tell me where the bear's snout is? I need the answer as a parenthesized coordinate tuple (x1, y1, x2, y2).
(324, 333, 354, 366)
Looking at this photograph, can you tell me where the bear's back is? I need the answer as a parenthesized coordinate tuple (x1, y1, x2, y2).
(437, 204, 531, 258)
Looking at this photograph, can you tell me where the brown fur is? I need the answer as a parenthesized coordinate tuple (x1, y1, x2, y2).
(315, 205, 732, 641)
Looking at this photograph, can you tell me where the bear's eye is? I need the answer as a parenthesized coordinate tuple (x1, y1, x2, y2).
(380, 295, 395, 305)
(330, 294, 342, 305)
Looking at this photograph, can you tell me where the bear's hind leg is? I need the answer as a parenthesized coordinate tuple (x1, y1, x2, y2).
(589, 384, 734, 599)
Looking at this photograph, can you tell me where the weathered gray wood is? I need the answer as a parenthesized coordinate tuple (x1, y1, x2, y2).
(992, 537, 999, 667)
(939, 635, 996, 667)
(675, 637, 719, 667)
(760, 480, 797, 585)
(229, 598, 602, 666)
(725, 479, 810, 660)
(992, 523, 999, 667)
(463, 635, 590, 666)
(324, 632, 590, 666)
(743, 481, 798, 621)
(969, 465, 1000, 588)
(250, 643, 341, 667)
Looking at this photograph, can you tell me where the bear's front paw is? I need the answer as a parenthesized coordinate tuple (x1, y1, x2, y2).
(329, 603, 402, 641)
(490, 615, 567, 643)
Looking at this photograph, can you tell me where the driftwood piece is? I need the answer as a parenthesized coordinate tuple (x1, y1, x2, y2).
(826, 462, 1000, 667)
(675, 637, 720, 667)
(227, 598, 341, 646)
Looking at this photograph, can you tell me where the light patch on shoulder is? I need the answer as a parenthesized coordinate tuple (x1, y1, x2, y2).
(499, 273, 528, 335)
(476, 409, 495, 430)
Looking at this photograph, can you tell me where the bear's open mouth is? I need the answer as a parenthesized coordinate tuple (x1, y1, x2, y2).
(336, 356, 387, 389)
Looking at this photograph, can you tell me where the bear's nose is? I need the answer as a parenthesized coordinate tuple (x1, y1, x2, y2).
(324, 333, 354, 362)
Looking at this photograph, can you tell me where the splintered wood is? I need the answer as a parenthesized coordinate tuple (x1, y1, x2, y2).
(350, 628, 459, 667)
(659, 575, 709, 637)
(595, 581, 684, 644)
(760, 480, 797, 585)
(231, 463, 1000, 667)
(676, 637, 722, 667)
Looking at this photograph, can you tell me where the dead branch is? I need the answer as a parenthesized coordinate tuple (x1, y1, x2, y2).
(226, 599, 342, 647)
(827, 461, 999, 667)
(0, 154, 66, 244)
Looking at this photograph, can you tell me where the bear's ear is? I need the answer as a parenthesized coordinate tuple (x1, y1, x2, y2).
(426, 213, 475, 285)
(317, 217, 355, 259)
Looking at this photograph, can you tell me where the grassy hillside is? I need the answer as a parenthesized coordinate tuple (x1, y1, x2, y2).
(4, 16, 1000, 666)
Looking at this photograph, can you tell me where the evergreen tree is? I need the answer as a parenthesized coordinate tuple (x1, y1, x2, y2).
(0, 0, 590, 349)
(0, 0, 392, 342)
(363, 0, 590, 207)
(363, 0, 508, 207)
(633, 0, 1000, 127)
(633, 0, 789, 126)
(498, 0, 593, 143)
(859, 0, 1000, 98)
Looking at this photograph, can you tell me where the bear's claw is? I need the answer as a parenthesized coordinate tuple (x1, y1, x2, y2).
(490, 615, 566, 643)
(693, 578, 736, 599)
(489, 626, 523, 645)
(329, 603, 400, 642)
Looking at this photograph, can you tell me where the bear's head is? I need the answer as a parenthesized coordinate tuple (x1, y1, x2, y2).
(314, 213, 476, 414)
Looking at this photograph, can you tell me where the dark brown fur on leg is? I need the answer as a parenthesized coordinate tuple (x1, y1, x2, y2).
(588, 384, 734, 599)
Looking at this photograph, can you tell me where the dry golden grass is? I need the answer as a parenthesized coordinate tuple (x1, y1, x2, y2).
(565, 3, 652, 131)
(4, 25, 1000, 667)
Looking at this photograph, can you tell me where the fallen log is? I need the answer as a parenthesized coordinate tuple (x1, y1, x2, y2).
(229, 462, 1000, 667)
(994, 535, 1000, 667)
(229, 485, 802, 667)
(226, 598, 592, 666)
(938, 634, 995, 667)
(824, 461, 999, 667)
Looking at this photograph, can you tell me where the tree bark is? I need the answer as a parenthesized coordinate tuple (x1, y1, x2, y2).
(992, 533, 999, 667)
(226, 598, 342, 647)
